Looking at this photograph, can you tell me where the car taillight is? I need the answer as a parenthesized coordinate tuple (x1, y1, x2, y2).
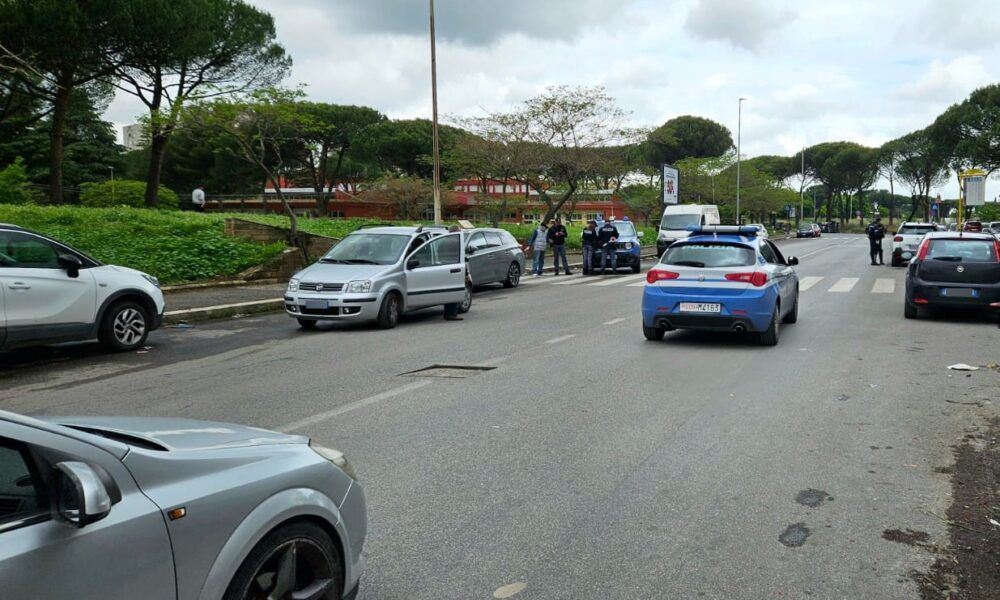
(893, 235, 904, 242)
(993, 239, 1000, 261)
(915, 239, 931, 261)
(725, 272, 768, 287)
(646, 269, 680, 283)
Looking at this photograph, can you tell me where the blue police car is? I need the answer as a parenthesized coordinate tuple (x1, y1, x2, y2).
(640, 226, 800, 346)
(596, 216, 643, 274)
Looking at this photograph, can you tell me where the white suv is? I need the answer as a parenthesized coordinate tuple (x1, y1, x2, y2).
(0, 224, 165, 352)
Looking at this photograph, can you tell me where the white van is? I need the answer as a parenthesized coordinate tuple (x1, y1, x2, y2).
(656, 205, 722, 255)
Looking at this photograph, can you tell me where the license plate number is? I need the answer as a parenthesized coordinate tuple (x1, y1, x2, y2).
(305, 299, 329, 309)
(679, 302, 721, 313)
(941, 288, 977, 298)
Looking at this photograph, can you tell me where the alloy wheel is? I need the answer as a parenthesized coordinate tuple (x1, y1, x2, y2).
(508, 264, 520, 286)
(113, 308, 146, 346)
(244, 538, 335, 600)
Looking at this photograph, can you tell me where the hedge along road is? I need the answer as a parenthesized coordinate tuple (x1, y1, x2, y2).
(3, 234, 998, 599)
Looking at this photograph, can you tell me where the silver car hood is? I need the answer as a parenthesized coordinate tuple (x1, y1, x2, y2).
(297, 262, 391, 282)
(43, 416, 306, 451)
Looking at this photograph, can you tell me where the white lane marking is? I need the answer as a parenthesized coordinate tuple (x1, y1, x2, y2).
(475, 356, 511, 367)
(551, 275, 588, 285)
(627, 281, 647, 287)
(799, 276, 824, 291)
(519, 276, 551, 285)
(828, 277, 859, 293)
(798, 245, 840, 259)
(872, 278, 896, 294)
(279, 379, 434, 432)
(604, 317, 628, 325)
(545, 334, 577, 344)
(588, 273, 647, 286)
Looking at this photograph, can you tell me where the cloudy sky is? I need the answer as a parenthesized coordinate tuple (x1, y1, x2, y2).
(106, 0, 1000, 198)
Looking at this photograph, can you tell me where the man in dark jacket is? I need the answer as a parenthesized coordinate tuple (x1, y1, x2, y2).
(866, 216, 887, 265)
(597, 220, 620, 274)
(546, 217, 572, 275)
(581, 221, 599, 274)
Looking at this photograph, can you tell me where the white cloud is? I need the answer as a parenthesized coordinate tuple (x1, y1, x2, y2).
(896, 56, 991, 106)
(684, 0, 796, 52)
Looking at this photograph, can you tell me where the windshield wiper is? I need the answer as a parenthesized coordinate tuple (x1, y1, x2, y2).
(671, 260, 705, 268)
(343, 259, 380, 265)
(931, 256, 962, 261)
(319, 258, 347, 263)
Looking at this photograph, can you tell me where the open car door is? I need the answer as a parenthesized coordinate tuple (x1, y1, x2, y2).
(404, 232, 466, 309)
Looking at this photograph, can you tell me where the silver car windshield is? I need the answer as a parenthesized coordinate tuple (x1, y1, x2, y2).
(320, 234, 410, 265)
(662, 243, 756, 268)
(661, 214, 700, 230)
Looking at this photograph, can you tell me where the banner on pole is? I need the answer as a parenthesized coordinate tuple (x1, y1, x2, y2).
(662, 164, 679, 205)
(964, 175, 986, 206)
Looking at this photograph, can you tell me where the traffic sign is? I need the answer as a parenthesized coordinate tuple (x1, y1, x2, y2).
(964, 175, 986, 206)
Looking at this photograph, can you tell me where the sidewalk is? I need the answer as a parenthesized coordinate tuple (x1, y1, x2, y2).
(163, 282, 286, 323)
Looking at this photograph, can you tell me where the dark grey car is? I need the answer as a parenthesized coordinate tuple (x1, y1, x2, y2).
(465, 228, 526, 289)
(0, 410, 366, 599)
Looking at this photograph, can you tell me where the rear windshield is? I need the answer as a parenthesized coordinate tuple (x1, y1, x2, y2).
(662, 243, 756, 268)
(926, 239, 998, 263)
(898, 225, 937, 235)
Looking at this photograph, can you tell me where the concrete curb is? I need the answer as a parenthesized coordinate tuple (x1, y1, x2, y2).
(164, 298, 284, 324)
(162, 279, 279, 293)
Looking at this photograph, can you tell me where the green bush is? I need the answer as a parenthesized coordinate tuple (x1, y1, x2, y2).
(80, 179, 179, 210)
(0, 205, 284, 284)
(0, 158, 36, 205)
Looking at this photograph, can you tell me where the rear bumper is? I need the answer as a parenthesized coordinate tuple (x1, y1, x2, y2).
(906, 279, 1000, 310)
(641, 286, 777, 332)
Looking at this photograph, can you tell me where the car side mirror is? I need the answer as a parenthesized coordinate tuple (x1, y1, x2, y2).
(787, 256, 799, 266)
(406, 259, 420, 270)
(637, 231, 644, 238)
(58, 254, 83, 278)
(466, 246, 475, 255)
(55, 462, 112, 528)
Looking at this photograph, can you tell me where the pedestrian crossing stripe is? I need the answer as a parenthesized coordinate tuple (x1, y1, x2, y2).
(551, 275, 589, 285)
(871, 279, 895, 294)
(828, 277, 859, 293)
(588, 273, 647, 286)
(799, 276, 824, 291)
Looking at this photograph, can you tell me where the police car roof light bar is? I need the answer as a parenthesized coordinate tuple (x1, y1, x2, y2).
(686, 225, 759, 236)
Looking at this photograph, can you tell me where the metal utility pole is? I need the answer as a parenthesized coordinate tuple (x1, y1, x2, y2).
(429, 0, 442, 224)
(736, 97, 746, 225)
(109, 166, 115, 204)
(799, 148, 804, 227)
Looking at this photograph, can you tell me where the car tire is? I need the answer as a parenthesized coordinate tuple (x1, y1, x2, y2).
(458, 284, 472, 314)
(758, 304, 780, 346)
(98, 300, 149, 352)
(904, 301, 919, 319)
(631, 263, 641, 274)
(782, 290, 799, 324)
(297, 318, 318, 330)
(643, 324, 665, 341)
(377, 292, 401, 329)
(503, 262, 521, 288)
(223, 521, 343, 600)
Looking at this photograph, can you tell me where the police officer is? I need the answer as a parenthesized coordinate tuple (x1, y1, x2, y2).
(581, 220, 599, 274)
(597, 219, 620, 274)
(866, 216, 886, 265)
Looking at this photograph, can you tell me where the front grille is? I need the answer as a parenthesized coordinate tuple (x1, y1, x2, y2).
(299, 282, 344, 292)
(614, 242, 631, 250)
(301, 306, 341, 316)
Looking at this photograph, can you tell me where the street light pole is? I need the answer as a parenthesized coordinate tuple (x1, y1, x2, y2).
(429, 0, 442, 224)
(799, 147, 804, 227)
(736, 97, 746, 225)
(109, 166, 115, 204)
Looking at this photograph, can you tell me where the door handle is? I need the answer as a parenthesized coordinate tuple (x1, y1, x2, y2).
(9, 283, 30, 290)
(450, 268, 462, 273)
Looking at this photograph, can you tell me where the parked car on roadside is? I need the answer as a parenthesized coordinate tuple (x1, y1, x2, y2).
(0, 409, 367, 600)
(465, 227, 525, 289)
(285, 225, 470, 330)
(891, 222, 937, 267)
(987, 221, 1000, 235)
(796, 223, 821, 238)
(0, 224, 164, 353)
(904, 232, 1000, 321)
(963, 220, 984, 233)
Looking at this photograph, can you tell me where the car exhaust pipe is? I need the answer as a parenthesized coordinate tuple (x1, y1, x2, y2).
(656, 318, 676, 332)
(732, 323, 747, 333)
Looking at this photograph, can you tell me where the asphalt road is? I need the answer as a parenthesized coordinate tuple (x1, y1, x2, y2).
(3, 234, 999, 599)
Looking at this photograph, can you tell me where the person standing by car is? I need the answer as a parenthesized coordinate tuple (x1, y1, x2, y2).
(528, 220, 549, 276)
(443, 224, 467, 321)
(597, 220, 620, 274)
(866, 216, 887, 265)
(547, 217, 572, 275)
(191, 185, 206, 212)
(581, 220, 599, 274)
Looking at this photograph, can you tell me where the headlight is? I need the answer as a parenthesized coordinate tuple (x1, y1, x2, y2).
(287, 278, 300, 292)
(625, 242, 633, 249)
(310, 442, 357, 480)
(345, 280, 372, 293)
(141, 274, 159, 287)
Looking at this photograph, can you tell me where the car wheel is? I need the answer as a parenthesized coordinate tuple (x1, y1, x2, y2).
(377, 292, 401, 329)
(782, 289, 799, 324)
(297, 318, 318, 330)
(98, 300, 149, 352)
(223, 521, 342, 600)
(904, 301, 919, 319)
(758, 304, 780, 346)
(643, 324, 665, 341)
(458, 284, 472, 314)
(631, 263, 641, 274)
(503, 262, 521, 288)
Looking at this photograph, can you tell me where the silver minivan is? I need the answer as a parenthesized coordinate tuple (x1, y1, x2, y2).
(285, 226, 470, 329)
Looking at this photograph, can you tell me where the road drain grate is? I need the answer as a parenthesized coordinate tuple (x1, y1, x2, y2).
(402, 365, 497, 379)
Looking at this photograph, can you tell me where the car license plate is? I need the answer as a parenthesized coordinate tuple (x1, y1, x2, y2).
(941, 288, 977, 298)
(305, 299, 329, 309)
(679, 302, 721, 313)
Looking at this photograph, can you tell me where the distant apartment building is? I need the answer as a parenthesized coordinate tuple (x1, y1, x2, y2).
(122, 124, 145, 151)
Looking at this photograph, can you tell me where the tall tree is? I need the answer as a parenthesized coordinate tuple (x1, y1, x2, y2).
(645, 115, 733, 168)
(0, 0, 128, 202)
(114, 0, 290, 207)
(892, 129, 950, 221)
(875, 142, 900, 224)
(931, 83, 1000, 175)
(356, 118, 467, 178)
